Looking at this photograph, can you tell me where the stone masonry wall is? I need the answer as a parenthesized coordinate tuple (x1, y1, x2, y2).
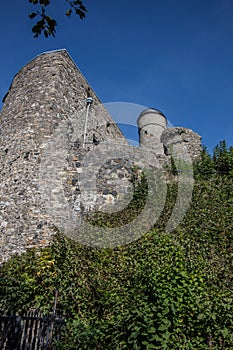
(0, 50, 126, 262)
(0, 49, 202, 262)
(161, 127, 202, 162)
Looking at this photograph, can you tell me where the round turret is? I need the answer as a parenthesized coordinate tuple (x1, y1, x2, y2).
(137, 108, 167, 154)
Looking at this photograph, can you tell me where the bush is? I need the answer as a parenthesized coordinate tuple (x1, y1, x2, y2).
(0, 175, 233, 349)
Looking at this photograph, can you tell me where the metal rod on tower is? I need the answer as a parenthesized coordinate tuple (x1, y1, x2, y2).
(83, 97, 93, 148)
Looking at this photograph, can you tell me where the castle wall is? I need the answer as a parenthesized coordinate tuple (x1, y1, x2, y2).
(0, 50, 202, 261)
(0, 50, 126, 262)
(161, 127, 202, 162)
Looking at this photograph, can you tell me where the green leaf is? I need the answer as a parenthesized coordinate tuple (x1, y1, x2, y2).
(66, 9, 72, 17)
(28, 12, 37, 19)
(40, 0, 50, 6)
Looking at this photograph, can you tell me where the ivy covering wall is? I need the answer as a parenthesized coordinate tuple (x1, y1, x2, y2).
(0, 141, 233, 349)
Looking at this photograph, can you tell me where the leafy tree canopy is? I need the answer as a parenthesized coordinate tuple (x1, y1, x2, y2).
(28, 0, 87, 38)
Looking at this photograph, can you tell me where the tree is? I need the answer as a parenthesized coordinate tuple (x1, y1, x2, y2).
(213, 140, 232, 174)
(193, 146, 215, 180)
(28, 0, 87, 38)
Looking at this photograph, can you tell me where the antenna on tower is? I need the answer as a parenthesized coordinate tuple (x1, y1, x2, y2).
(83, 96, 93, 148)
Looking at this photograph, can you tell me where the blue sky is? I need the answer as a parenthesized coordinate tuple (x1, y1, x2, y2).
(0, 0, 233, 153)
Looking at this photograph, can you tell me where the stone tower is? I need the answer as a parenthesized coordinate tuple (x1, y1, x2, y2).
(0, 49, 126, 262)
(137, 108, 202, 162)
(0, 49, 202, 262)
(137, 108, 167, 154)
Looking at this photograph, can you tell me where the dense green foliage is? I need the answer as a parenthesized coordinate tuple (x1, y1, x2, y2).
(213, 140, 233, 175)
(0, 141, 233, 349)
(194, 140, 233, 179)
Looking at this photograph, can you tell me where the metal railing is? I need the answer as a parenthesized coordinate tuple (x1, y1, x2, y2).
(0, 310, 64, 350)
